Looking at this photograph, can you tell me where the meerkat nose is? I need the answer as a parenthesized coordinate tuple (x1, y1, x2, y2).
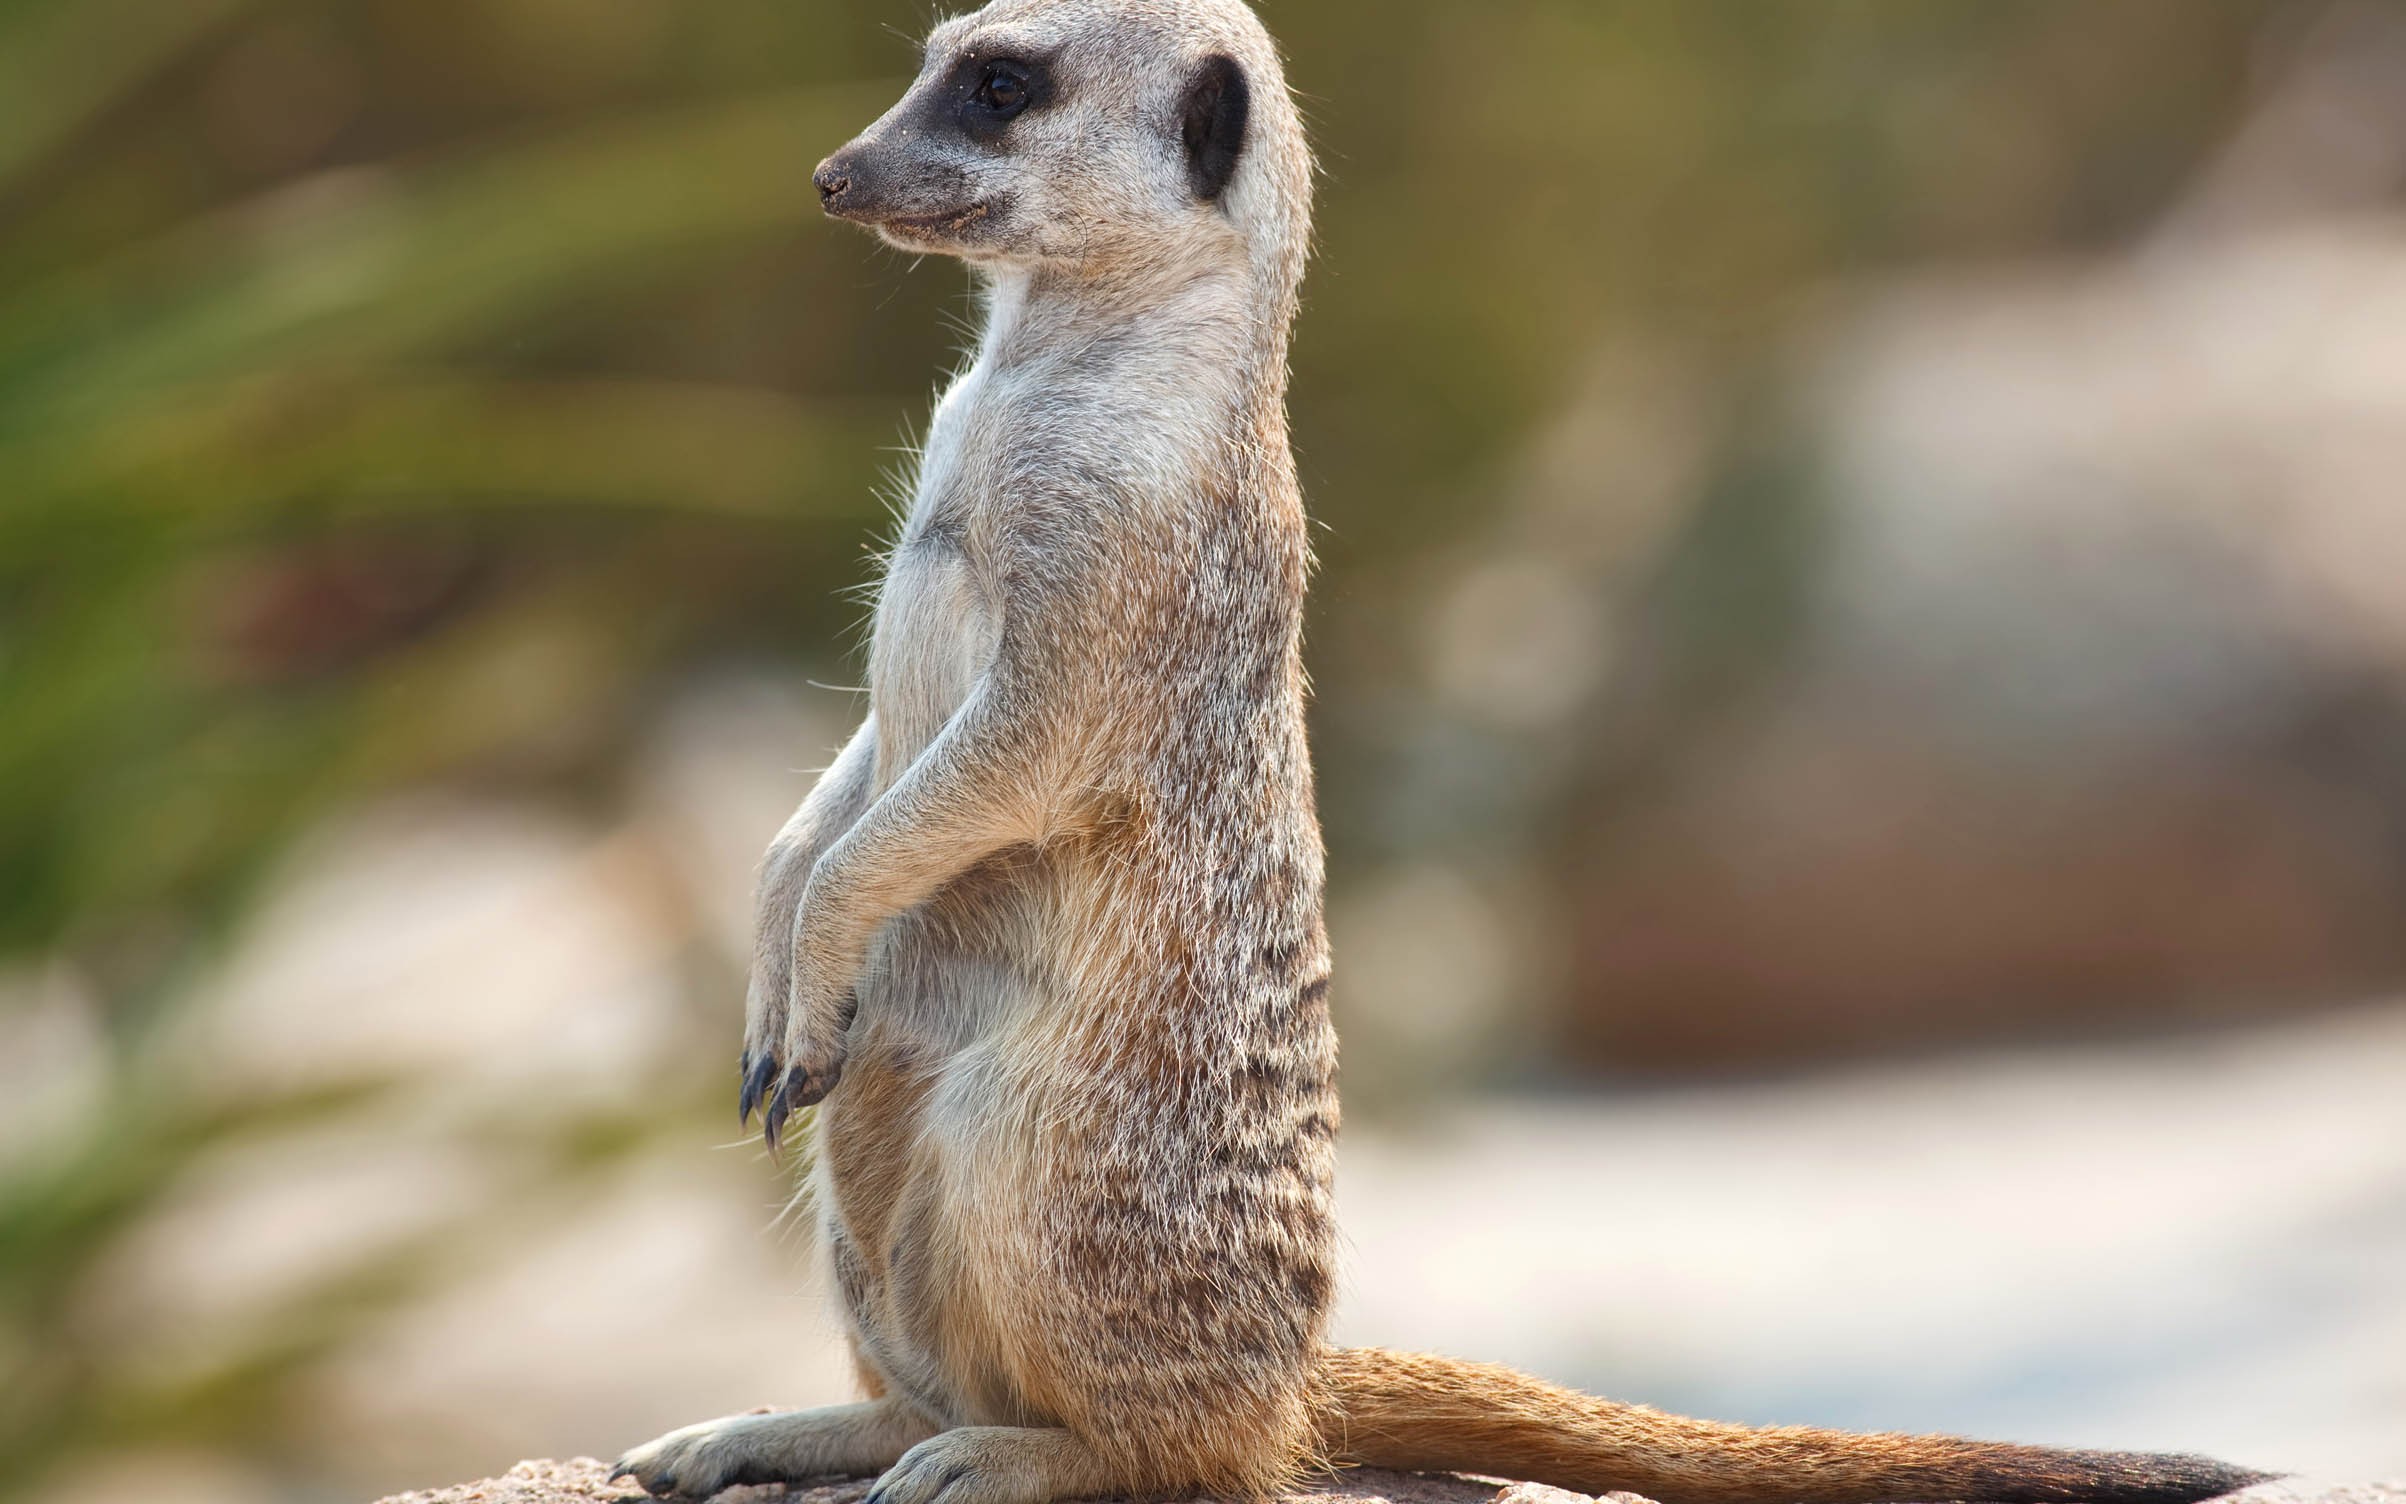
(813, 155, 854, 209)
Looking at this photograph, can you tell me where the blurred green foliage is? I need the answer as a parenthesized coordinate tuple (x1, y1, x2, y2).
(0, 0, 2309, 1493)
(0, 0, 2292, 974)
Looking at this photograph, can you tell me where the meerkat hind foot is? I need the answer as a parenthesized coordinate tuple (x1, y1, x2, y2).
(863, 1427, 1127, 1504)
(613, 1399, 935, 1499)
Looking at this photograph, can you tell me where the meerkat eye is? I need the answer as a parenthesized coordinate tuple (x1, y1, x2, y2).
(975, 62, 1031, 116)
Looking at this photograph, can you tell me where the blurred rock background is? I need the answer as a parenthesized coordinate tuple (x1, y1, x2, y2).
(4, 1, 2405, 1500)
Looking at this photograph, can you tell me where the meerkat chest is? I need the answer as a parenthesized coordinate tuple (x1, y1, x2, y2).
(864, 346, 1208, 781)
(865, 369, 1011, 781)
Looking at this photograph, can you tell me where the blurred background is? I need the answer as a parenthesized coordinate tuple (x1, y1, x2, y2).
(5, 1, 2405, 1499)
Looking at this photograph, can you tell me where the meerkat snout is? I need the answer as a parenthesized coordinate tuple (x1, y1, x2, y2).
(810, 141, 933, 223)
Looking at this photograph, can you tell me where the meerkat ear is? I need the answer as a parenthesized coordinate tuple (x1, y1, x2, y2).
(1180, 53, 1250, 202)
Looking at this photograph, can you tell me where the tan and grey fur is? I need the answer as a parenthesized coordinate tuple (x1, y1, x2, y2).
(614, 5, 2268, 1504)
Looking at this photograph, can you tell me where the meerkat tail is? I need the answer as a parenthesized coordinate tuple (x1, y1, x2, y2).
(1309, 1348, 2271, 1504)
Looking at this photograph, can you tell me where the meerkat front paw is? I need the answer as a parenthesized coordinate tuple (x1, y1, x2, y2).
(736, 879, 870, 1149)
(737, 850, 855, 1151)
(736, 918, 856, 1151)
(738, 988, 853, 1153)
(739, 840, 811, 1150)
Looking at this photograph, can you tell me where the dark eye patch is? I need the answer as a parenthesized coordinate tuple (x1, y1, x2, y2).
(950, 52, 1055, 141)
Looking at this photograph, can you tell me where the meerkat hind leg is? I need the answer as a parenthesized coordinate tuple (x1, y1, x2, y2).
(864, 1427, 1129, 1504)
(613, 1398, 936, 1499)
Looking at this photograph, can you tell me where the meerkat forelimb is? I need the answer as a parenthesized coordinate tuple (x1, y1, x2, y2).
(616, 2, 2274, 1502)
(738, 711, 879, 1140)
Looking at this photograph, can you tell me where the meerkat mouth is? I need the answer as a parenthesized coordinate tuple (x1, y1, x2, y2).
(876, 202, 991, 238)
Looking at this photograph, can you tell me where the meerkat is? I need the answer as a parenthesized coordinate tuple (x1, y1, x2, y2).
(612, 3, 2271, 1503)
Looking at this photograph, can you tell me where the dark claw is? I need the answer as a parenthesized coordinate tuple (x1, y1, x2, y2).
(738, 1052, 778, 1126)
(609, 1462, 632, 1482)
(765, 1076, 799, 1150)
(763, 1072, 793, 1153)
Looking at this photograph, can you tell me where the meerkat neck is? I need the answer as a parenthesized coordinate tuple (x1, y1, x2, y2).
(977, 251, 1293, 413)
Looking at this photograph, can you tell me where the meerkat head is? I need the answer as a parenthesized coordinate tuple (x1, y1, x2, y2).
(812, 0, 1307, 281)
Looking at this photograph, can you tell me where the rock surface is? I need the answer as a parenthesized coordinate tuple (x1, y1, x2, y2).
(374, 1459, 2402, 1504)
(369, 1460, 1533, 1504)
